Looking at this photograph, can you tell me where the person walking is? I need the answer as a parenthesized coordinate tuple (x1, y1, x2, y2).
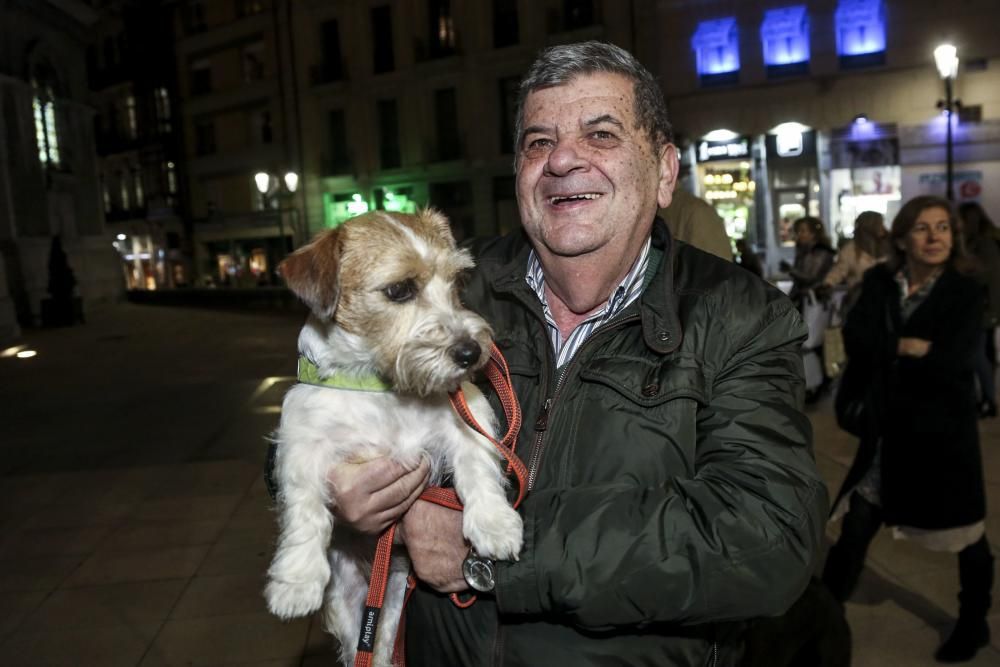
(959, 201, 1000, 418)
(822, 195, 993, 663)
(823, 211, 890, 307)
(782, 216, 836, 305)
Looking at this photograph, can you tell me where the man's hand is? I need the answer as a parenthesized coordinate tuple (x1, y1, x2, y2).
(399, 500, 468, 593)
(327, 457, 430, 534)
(898, 337, 932, 358)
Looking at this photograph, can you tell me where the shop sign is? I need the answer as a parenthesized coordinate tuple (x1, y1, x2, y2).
(697, 136, 751, 162)
(766, 130, 816, 160)
(916, 171, 983, 201)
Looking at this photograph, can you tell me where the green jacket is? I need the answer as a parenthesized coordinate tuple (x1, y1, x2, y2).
(404, 220, 829, 666)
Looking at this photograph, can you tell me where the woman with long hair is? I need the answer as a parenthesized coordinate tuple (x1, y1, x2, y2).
(784, 216, 836, 304)
(824, 211, 890, 290)
(822, 196, 992, 663)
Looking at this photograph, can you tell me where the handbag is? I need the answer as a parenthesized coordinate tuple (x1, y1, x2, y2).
(800, 290, 832, 351)
(834, 360, 868, 438)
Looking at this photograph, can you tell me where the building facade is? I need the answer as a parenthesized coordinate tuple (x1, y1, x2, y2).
(644, 0, 1000, 272)
(289, 0, 636, 243)
(0, 0, 122, 342)
(90, 0, 191, 291)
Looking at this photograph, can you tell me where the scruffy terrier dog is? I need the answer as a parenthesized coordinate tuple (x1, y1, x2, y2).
(265, 209, 523, 667)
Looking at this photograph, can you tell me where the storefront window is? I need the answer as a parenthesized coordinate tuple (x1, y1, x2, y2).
(828, 123, 900, 240)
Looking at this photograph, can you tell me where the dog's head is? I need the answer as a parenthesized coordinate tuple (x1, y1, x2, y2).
(279, 209, 493, 396)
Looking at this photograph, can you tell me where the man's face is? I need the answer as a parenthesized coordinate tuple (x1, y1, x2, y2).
(515, 72, 676, 260)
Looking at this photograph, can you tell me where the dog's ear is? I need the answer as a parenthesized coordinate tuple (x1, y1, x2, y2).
(278, 229, 342, 320)
(418, 207, 457, 248)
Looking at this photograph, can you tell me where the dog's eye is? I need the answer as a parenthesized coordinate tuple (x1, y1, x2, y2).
(383, 279, 417, 303)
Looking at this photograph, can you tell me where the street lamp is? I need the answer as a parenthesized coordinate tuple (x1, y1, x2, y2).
(934, 43, 960, 200)
(254, 170, 299, 254)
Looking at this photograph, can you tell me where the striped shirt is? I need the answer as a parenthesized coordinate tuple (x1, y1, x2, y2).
(525, 238, 651, 368)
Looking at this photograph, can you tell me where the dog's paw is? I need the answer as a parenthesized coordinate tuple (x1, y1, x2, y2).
(264, 579, 325, 619)
(463, 503, 523, 561)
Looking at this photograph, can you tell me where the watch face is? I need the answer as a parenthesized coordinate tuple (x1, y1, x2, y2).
(463, 555, 496, 592)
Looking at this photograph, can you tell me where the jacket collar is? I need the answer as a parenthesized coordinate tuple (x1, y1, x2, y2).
(488, 217, 683, 355)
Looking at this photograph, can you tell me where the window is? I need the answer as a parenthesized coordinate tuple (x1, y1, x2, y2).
(377, 99, 401, 169)
(564, 0, 595, 30)
(326, 109, 351, 175)
(319, 19, 344, 82)
(124, 93, 138, 139)
(434, 88, 460, 161)
(184, 1, 207, 34)
(120, 171, 131, 211)
(250, 109, 273, 144)
(493, 0, 519, 48)
(102, 179, 111, 213)
(242, 42, 265, 82)
(428, 0, 456, 58)
(760, 6, 810, 77)
(497, 75, 519, 155)
(165, 161, 178, 195)
(195, 120, 216, 155)
(32, 81, 60, 166)
(371, 5, 394, 74)
(691, 17, 740, 86)
(835, 0, 886, 68)
(154, 86, 172, 133)
(430, 181, 473, 241)
(134, 167, 145, 207)
(191, 59, 212, 95)
(236, 0, 266, 18)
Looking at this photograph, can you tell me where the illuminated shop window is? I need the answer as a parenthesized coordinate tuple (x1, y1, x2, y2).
(324, 192, 370, 228)
(835, 0, 886, 68)
(760, 5, 810, 77)
(691, 17, 739, 86)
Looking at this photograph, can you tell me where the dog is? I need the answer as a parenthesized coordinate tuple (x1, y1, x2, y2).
(264, 209, 523, 667)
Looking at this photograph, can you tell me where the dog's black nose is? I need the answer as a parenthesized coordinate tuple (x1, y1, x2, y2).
(449, 340, 481, 368)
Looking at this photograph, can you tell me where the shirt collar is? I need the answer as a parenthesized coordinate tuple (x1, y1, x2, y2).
(525, 237, 652, 319)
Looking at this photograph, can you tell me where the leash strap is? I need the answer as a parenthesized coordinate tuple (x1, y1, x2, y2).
(353, 344, 526, 667)
(353, 524, 396, 667)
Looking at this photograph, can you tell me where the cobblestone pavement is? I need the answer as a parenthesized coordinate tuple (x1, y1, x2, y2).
(0, 303, 997, 666)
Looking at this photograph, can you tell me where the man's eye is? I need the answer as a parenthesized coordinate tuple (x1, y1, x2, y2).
(591, 130, 615, 140)
(383, 279, 416, 302)
(526, 138, 552, 151)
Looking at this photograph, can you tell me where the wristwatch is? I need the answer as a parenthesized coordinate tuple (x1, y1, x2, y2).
(462, 548, 497, 593)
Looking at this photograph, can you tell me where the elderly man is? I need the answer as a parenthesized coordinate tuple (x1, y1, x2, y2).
(327, 41, 827, 665)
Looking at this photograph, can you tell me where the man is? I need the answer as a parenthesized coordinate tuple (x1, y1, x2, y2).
(327, 41, 828, 665)
(659, 188, 733, 261)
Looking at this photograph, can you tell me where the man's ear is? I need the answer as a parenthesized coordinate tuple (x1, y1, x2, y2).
(656, 143, 680, 210)
(277, 229, 343, 320)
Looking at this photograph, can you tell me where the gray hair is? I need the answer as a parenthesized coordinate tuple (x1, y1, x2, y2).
(513, 41, 673, 167)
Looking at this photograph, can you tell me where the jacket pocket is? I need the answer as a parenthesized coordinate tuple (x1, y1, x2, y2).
(578, 355, 709, 407)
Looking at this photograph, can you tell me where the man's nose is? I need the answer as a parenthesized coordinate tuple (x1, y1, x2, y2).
(544, 139, 588, 176)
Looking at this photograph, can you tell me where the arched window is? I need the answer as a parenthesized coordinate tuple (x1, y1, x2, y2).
(32, 79, 60, 166)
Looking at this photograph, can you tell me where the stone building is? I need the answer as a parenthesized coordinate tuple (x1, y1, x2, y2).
(0, 0, 122, 342)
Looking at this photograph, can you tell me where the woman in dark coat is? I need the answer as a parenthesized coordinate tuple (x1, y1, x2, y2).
(822, 195, 993, 663)
(783, 216, 836, 304)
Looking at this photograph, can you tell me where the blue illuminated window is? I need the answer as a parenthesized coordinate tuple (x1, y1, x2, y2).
(760, 6, 810, 77)
(835, 0, 886, 68)
(691, 17, 739, 86)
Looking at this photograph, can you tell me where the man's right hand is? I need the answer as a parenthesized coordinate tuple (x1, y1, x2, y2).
(327, 457, 430, 534)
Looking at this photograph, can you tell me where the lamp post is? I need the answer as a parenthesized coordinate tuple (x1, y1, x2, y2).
(934, 44, 959, 201)
(254, 170, 299, 254)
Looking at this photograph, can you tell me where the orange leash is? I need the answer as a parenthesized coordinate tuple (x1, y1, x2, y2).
(354, 344, 527, 667)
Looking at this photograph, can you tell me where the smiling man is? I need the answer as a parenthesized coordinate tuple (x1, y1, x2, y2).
(325, 41, 828, 666)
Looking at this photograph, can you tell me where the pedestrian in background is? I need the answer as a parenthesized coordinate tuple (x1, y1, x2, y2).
(822, 195, 993, 663)
(823, 211, 890, 309)
(959, 201, 1000, 418)
(781, 216, 836, 305)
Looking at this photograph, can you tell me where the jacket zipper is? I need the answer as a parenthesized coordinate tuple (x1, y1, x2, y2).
(525, 314, 639, 490)
(711, 641, 718, 667)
